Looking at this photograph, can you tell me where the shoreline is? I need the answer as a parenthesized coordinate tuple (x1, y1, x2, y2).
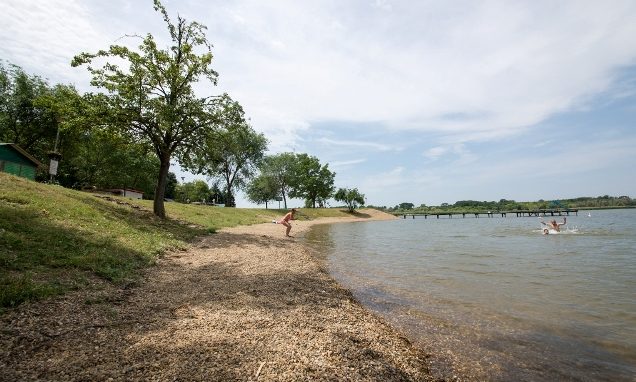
(0, 209, 437, 381)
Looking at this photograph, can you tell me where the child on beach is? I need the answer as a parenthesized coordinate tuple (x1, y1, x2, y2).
(273, 208, 297, 237)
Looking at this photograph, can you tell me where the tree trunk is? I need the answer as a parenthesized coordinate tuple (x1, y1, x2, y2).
(281, 188, 288, 209)
(153, 154, 170, 218)
(225, 183, 236, 207)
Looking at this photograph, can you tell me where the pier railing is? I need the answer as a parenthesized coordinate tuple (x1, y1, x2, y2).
(397, 209, 578, 219)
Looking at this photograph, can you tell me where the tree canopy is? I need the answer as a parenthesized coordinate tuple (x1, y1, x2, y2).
(334, 188, 366, 212)
(257, 152, 296, 209)
(245, 173, 280, 209)
(181, 96, 268, 207)
(71, 0, 222, 218)
(288, 153, 335, 208)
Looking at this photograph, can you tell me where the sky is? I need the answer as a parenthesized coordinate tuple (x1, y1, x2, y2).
(2, 0, 636, 208)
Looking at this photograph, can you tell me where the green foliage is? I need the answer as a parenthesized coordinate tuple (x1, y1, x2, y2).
(385, 196, 635, 214)
(181, 96, 268, 207)
(398, 202, 414, 210)
(0, 61, 58, 154)
(288, 153, 335, 208)
(71, 0, 221, 218)
(0, 60, 86, 183)
(245, 174, 280, 208)
(63, 127, 160, 195)
(165, 172, 177, 199)
(334, 188, 366, 212)
(257, 152, 296, 209)
(175, 180, 212, 203)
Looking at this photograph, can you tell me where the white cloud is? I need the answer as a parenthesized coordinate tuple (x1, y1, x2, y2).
(361, 166, 406, 189)
(208, 0, 636, 147)
(424, 146, 448, 160)
(0, 0, 104, 86)
(315, 138, 400, 152)
(4, 0, 635, 151)
(479, 138, 636, 181)
(330, 158, 367, 169)
(423, 144, 476, 165)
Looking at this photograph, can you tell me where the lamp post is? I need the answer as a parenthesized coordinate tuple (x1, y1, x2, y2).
(48, 118, 62, 183)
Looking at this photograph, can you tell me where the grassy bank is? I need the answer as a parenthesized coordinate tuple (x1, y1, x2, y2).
(0, 173, 349, 311)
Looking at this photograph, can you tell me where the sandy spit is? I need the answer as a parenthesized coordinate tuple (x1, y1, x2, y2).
(0, 209, 439, 381)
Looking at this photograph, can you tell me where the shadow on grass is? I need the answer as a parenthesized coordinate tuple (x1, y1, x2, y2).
(0, 196, 204, 309)
(79, 194, 209, 235)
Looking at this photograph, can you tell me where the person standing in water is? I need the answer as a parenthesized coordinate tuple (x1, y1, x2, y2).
(541, 217, 566, 232)
(274, 208, 297, 237)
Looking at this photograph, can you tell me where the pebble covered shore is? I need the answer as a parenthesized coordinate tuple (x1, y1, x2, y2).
(0, 210, 439, 381)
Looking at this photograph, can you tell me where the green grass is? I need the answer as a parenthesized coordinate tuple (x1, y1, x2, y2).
(0, 173, 351, 311)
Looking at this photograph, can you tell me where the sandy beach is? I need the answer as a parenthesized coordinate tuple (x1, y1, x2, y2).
(0, 209, 437, 381)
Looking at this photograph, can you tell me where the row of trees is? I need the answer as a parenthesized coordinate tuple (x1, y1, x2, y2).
(1, 1, 367, 216)
(0, 61, 162, 195)
(0, 56, 365, 212)
(246, 152, 335, 209)
(244, 152, 366, 211)
(380, 196, 635, 213)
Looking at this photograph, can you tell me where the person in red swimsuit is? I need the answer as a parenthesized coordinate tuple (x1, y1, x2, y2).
(276, 208, 297, 237)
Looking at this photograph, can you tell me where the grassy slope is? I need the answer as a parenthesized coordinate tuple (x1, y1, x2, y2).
(0, 173, 349, 310)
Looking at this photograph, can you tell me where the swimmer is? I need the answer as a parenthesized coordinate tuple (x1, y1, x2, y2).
(541, 217, 566, 232)
(543, 228, 550, 235)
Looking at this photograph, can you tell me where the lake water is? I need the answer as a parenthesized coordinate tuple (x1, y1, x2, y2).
(305, 209, 636, 381)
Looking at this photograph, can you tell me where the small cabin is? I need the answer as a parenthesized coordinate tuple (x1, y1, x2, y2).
(0, 143, 43, 181)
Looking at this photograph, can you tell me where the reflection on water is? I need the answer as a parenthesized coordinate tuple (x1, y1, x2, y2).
(305, 209, 636, 381)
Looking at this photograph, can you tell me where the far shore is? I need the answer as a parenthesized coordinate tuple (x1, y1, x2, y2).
(0, 209, 441, 381)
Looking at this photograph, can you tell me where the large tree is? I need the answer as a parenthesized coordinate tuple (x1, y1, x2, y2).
(0, 62, 57, 153)
(334, 187, 366, 212)
(289, 153, 335, 208)
(72, 0, 220, 218)
(245, 173, 280, 209)
(175, 180, 211, 203)
(0, 61, 85, 176)
(258, 152, 296, 209)
(164, 172, 178, 200)
(182, 96, 268, 207)
(66, 127, 159, 195)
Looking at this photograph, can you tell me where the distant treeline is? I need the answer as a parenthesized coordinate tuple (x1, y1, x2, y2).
(369, 195, 635, 214)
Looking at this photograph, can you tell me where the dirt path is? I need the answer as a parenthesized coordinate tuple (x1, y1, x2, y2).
(0, 209, 437, 381)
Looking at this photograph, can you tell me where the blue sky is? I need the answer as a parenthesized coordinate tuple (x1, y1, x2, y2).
(2, 0, 635, 207)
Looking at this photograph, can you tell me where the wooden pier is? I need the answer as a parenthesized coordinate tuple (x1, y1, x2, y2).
(399, 209, 578, 219)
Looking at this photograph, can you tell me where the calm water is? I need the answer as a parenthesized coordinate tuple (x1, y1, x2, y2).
(305, 209, 636, 381)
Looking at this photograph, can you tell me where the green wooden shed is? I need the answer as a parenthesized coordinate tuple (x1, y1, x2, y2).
(0, 143, 44, 180)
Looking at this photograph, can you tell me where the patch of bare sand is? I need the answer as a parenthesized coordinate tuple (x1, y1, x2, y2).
(0, 209, 437, 381)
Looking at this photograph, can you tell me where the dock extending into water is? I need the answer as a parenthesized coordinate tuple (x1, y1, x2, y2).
(399, 209, 579, 219)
